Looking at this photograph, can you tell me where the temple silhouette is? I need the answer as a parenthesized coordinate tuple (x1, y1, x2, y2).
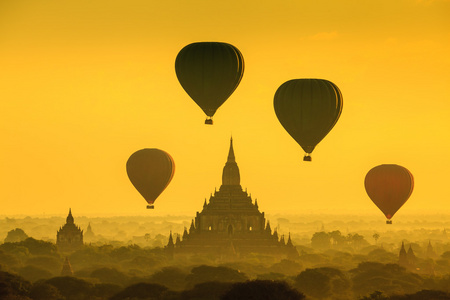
(56, 209, 84, 253)
(166, 138, 298, 260)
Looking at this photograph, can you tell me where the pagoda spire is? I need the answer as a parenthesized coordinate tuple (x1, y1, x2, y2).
(222, 137, 240, 186)
(399, 241, 408, 267)
(227, 137, 236, 162)
(280, 234, 285, 245)
(407, 245, 416, 265)
(61, 257, 74, 276)
(167, 231, 174, 247)
(266, 220, 272, 233)
(287, 232, 293, 247)
(183, 227, 188, 240)
(189, 219, 195, 234)
(66, 208, 74, 224)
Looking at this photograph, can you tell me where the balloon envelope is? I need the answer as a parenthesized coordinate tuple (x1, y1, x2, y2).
(175, 42, 244, 123)
(126, 149, 175, 207)
(365, 164, 414, 220)
(273, 79, 343, 161)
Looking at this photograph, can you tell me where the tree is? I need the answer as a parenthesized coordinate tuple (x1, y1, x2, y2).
(185, 265, 248, 289)
(149, 266, 189, 291)
(0, 271, 32, 299)
(329, 230, 346, 247)
(373, 233, 380, 245)
(29, 283, 64, 300)
(69, 246, 109, 269)
(350, 262, 424, 296)
(441, 251, 450, 260)
(0, 244, 30, 264)
(126, 255, 160, 272)
(299, 253, 331, 267)
(92, 283, 122, 299)
(90, 267, 130, 286)
(44, 276, 94, 300)
(389, 289, 450, 299)
(222, 280, 305, 300)
(25, 256, 62, 275)
(17, 265, 52, 282)
(269, 259, 303, 276)
(109, 282, 169, 300)
(294, 267, 351, 299)
(366, 248, 397, 264)
(4, 229, 28, 243)
(294, 268, 332, 299)
(348, 233, 369, 250)
(359, 290, 388, 300)
(0, 250, 22, 270)
(19, 238, 58, 256)
(181, 281, 233, 300)
(256, 272, 287, 281)
(311, 232, 331, 249)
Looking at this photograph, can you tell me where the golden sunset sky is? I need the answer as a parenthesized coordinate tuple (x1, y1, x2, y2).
(1, 0, 449, 218)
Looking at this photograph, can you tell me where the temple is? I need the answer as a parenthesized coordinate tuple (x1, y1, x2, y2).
(56, 209, 84, 253)
(398, 241, 416, 271)
(166, 138, 298, 260)
(84, 222, 95, 243)
(61, 257, 74, 276)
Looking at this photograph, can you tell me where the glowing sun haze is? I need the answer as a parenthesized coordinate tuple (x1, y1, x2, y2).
(0, 0, 449, 217)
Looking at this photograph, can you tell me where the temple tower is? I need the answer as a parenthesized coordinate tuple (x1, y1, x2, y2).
(167, 138, 298, 259)
(61, 257, 74, 276)
(56, 209, 84, 253)
(398, 242, 408, 268)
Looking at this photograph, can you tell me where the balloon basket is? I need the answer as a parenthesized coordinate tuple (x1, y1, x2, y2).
(303, 155, 312, 162)
(386, 220, 392, 224)
(205, 119, 213, 125)
(147, 205, 154, 209)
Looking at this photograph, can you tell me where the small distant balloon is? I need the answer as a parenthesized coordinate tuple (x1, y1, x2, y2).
(273, 79, 343, 161)
(175, 42, 244, 125)
(126, 149, 175, 209)
(365, 164, 414, 224)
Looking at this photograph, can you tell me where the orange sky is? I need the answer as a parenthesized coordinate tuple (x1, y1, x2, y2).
(1, 0, 449, 218)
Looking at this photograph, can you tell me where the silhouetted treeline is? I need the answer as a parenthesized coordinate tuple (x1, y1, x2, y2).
(2, 236, 450, 298)
(3, 269, 450, 300)
(2, 218, 450, 299)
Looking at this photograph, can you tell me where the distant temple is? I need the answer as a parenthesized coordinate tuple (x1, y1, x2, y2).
(398, 242, 416, 271)
(166, 138, 298, 260)
(398, 242, 408, 267)
(61, 257, 74, 276)
(56, 209, 84, 253)
(84, 222, 95, 243)
(426, 241, 438, 259)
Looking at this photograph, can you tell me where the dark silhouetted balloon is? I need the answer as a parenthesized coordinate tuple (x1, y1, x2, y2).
(126, 149, 175, 209)
(365, 164, 414, 224)
(273, 79, 343, 161)
(175, 42, 244, 124)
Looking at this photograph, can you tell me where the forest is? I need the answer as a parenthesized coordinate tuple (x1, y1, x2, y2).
(1, 213, 450, 300)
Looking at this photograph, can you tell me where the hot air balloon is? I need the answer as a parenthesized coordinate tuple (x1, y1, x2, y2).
(126, 149, 175, 209)
(365, 164, 414, 224)
(175, 42, 244, 124)
(273, 79, 343, 161)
